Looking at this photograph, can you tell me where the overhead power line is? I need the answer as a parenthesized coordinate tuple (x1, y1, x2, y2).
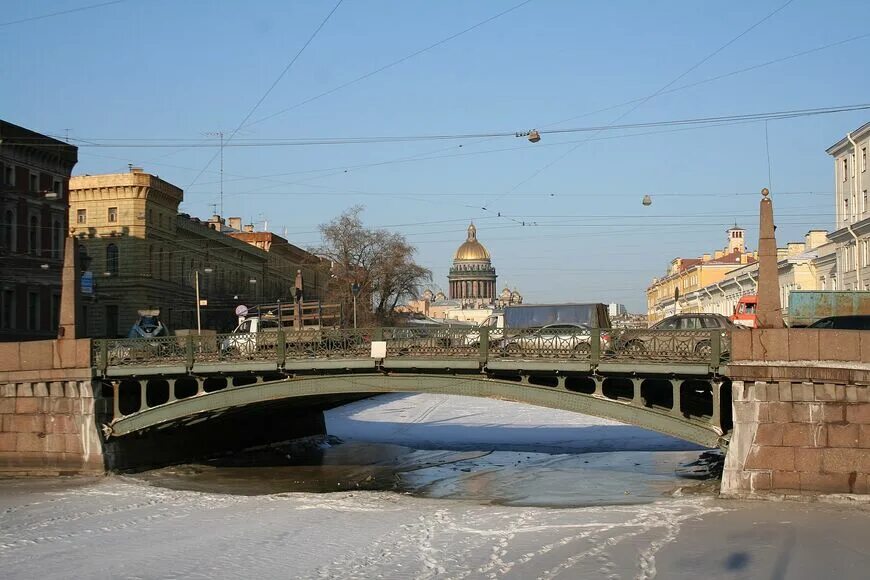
(244, 0, 536, 128)
(484, 0, 797, 212)
(0, 0, 129, 28)
(49, 103, 870, 148)
(185, 0, 345, 189)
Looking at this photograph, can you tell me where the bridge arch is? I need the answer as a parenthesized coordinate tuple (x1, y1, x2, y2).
(103, 373, 728, 448)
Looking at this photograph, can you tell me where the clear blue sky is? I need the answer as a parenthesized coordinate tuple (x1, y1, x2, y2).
(5, 0, 870, 311)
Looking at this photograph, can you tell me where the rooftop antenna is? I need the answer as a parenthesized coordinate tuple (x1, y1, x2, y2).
(210, 203, 219, 216)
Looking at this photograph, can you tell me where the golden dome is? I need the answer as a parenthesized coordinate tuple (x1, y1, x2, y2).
(453, 222, 491, 261)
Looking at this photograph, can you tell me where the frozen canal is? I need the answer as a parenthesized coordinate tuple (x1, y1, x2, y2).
(1, 394, 869, 578)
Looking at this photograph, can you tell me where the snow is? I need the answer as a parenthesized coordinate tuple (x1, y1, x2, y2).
(1, 394, 868, 578)
(325, 392, 701, 453)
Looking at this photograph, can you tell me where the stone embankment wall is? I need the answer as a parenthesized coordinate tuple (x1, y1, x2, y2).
(0, 340, 103, 476)
(722, 329, 870, 497)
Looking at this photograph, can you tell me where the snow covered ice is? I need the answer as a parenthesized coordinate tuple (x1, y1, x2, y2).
(1, 394, 868, 579)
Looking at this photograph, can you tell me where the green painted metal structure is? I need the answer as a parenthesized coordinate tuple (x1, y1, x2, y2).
(93, 327, 732, 448)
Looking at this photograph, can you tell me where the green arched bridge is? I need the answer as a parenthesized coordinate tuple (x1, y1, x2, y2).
(93, 326, 732, 448)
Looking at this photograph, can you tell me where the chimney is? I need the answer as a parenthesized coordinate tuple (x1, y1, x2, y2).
(787, 242, 806, 257)
(714, 250, 724, 259)
(130, 166, 143, 173)
(228, 217, 242, 231)
(776, 247, 788, 260)
(804, 230, 828, 250)
(702, 253, 711, 262)
(243, 224, 255, 233)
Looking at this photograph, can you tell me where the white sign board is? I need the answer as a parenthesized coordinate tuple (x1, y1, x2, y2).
(370, 341, 387, 359)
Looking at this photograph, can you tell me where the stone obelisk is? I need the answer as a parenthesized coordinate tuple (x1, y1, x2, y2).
(755, 188, 784, 328)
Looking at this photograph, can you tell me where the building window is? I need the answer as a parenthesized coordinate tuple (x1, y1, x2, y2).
(851, 153, 857, 178)
(29, 215, 39, 254)
(1, 209, 14, 252)
(843, 158, 848, 182)
(3, 165, 14, 186)
(53, 180, 62, 196)
(77, 209, 87, 224)
(27, 291, 40, 330)
(51, 219, 62, 259)
(844, 197, 850, 221)
(105, 305, 119, 338)
(106, 243, 119, 274)
(1, 289, 14, 329)
(50, 293, 60, 331)
(108, 207, 118, 223)
(29, 173, 38, 192)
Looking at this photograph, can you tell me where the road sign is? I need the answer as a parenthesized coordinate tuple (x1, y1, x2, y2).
(81, 271, 94, 295)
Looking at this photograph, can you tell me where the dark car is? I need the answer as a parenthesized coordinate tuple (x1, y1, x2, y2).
(808, 315, 870, 330)
(614, 313, 732, 358)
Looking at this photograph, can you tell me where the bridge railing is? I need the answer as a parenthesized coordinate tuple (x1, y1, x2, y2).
(93, 327, 730, 373)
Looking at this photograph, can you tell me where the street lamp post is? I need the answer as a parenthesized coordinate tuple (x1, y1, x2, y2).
(351, 282, 361, 329)
(194, 268, 213, 335)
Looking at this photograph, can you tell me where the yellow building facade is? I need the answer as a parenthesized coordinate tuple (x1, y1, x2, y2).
(69, 168, 325, 337)
(647, 227, 757, 323)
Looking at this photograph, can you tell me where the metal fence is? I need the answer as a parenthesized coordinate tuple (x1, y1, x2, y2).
(93, 326, 730, 372)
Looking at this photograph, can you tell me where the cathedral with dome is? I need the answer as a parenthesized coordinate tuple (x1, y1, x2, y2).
(449, 223, 498, 305)
(404, 222, 522, 323)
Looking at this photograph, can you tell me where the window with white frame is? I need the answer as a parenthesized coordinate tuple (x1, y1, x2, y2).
(107, 207, 118, 223)
(77, 209, 86, 224)
(863, 147, 867, 172)
(843, 158, 849, 182)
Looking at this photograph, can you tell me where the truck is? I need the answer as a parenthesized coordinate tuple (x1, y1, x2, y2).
(786, 291, 870, 327)
(220, 300, 343, 355)
(730, 295, 758, 328)
(727, 291, 870, 327)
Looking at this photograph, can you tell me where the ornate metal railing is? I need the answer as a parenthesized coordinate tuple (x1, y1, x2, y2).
(92, 326, 731, 373)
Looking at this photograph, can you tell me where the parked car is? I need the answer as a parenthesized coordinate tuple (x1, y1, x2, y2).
(499, 323, 606, 356)
(808, 315, 870, 330)
(614, 314, 732, 357)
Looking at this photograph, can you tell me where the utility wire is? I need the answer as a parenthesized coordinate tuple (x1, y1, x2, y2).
(185, 30, 870, 196)
(47, 103, 870, 148)
(483, 0, 797, 212)
(0, 0, 129, 27)
(244, 0, 535, 128)
(185, 0, 345, 189)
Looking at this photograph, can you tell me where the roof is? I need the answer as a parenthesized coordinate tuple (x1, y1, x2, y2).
(453, 222, 491, 261)
(826, 121, 870, 155)
(0, 119, 78, 167)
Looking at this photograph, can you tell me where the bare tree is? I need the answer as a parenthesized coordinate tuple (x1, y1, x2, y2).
(315, 206, 431, 325)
